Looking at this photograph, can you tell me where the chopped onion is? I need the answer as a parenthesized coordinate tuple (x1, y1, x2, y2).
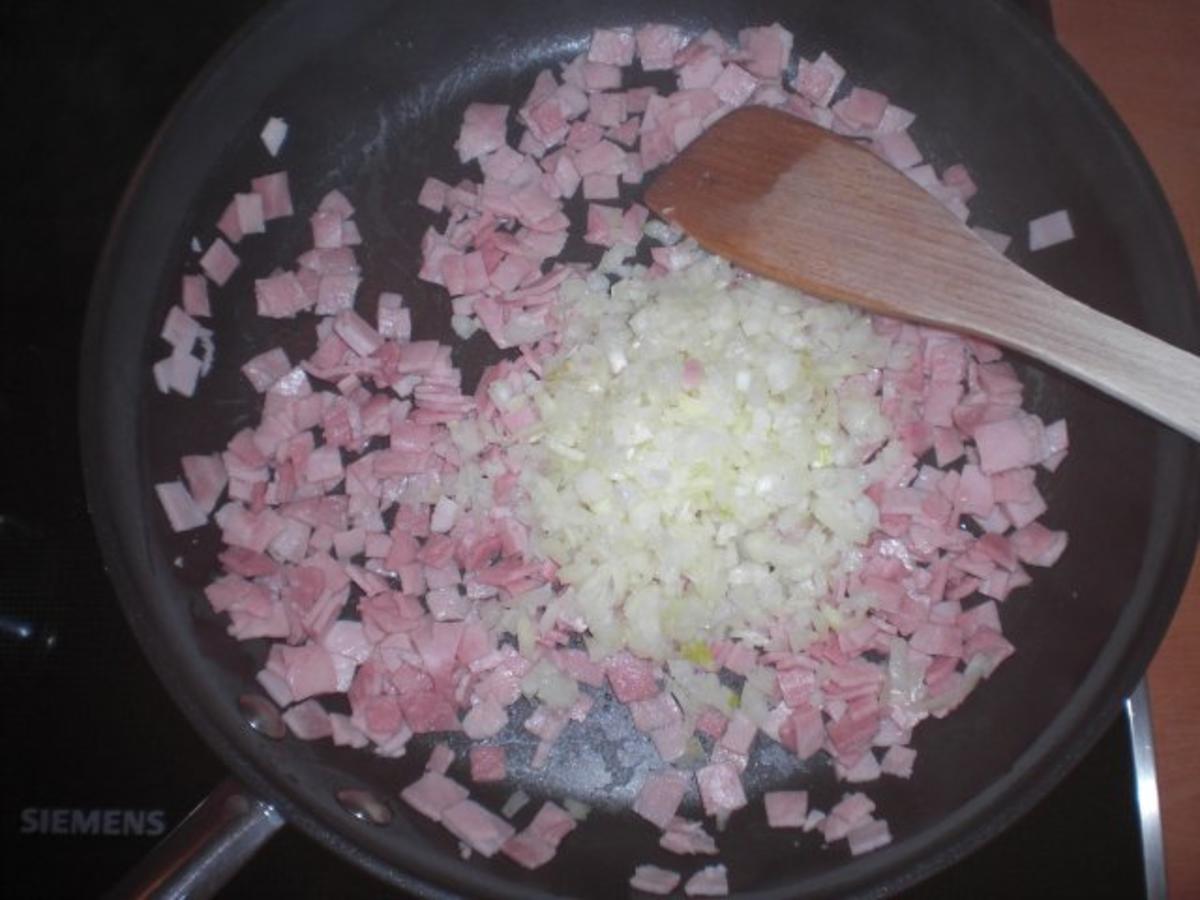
(514, 251, 894, 661)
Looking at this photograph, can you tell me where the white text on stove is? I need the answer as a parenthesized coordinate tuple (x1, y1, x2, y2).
(19, 808, 167, 836)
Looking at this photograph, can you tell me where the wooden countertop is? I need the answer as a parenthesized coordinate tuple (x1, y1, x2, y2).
(1051, 1, 1200, 895)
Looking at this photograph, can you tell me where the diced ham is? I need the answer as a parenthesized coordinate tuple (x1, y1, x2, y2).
(500, 800, 575, 868)
(660, 817, 718, 856)
(330, 713, 369, 748)
(276, 642, 339, 701)
(636, 24, 685, 71)
(500, 831, 556, 870)
(633, 769, 689, 829)
(260, 117, 288, 156)
(1042, 418, 1069, 463)
(311, 210, 344, 249)
(182, 453, 228, 513)
(333, 309, 383, 357)
(834, 88, 889, 131)
(427, 586, 470, 621)
(582, 173, 619, 200)
(456, 103, 510, 163)
(305, 445, 344, 483)
(523, 704, 568, 744)
(737, 23, 792, 79)
(1010, 522, 1069, 567)
(630, 864, 682, 895)
(217, 199, 244, 244)
(876, 104, 917, 135)
(696, 762, 747, 819)
(374, 292, 411, 342)
(587, 92, 627, 129)
(711, 64, 758, 107)
(823, 793, 876, 841)
(251, 171, 293, 220)
(155, 481, 208, 532)
(684, 864, 729, 897)
(418, 177, 449, 213)
(764, 790, 808, 828)
(550, 649, 605, 687)
(629, 692, 683, 733)
(255, 272, 310, 319)
(881, 744, 917, 778)
(574, 140, 627, 177)
(1003, 491, 1048, 530)
(650, 721, 690, 763)
(527, 801, 577, 846)
(974, 413, 1046, 474)
(394, 340, 442, 374)
(942, 163, 978, 202)
(696, 708, 729, 740)
(781, 706, 825, 759)
(875, 130, 923, 170)
(847, 819, 893, 855)
(605, 651, 659, 702)
(910, 623, 963, 658)
(441, 799, 516, 857)
(583, 62, 622, 91)
(235, 192, 266, 237)
(676, 45, 724, 90)
(152, 347, 202, 397)
(316, 273, 361, 315)
(322, 620, 370, 663)
(319, 189, 355, 219)
(181, 274, 211, 317)
(298, 245, 359, 276)
(793, 52, 845, 107)
(584, 203, 624, 246)
(242, 347, 291, 392)
(399, 689, 461, 734)
(283, 699, 332, 740)
(426, 742, 455, 775)
(718, 712, 757, 756)
(200, 238, 239, 286)
(462, 697, 508, 739)
(340, 220, 362, 246)
(589, 28, 635, 67)
(469, 745, 506, 782)
(1029, 209, 1074, 251)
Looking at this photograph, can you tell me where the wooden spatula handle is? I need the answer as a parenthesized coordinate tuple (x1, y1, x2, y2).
(998, 281, 1200, 441)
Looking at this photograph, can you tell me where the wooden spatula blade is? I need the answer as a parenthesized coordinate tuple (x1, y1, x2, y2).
(645, 105, 1200, 441)
(645, 105, 1027, 330)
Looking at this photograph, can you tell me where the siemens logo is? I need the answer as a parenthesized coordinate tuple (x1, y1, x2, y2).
(19, 808, 167, 837)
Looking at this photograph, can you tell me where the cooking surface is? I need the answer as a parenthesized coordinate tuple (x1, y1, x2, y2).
(1, 0, 1179, 896)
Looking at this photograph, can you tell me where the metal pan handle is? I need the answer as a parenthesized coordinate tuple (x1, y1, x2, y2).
(105, 779, 283, 899)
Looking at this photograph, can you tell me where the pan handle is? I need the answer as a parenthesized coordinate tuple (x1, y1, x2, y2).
(106, 778, 284, 899)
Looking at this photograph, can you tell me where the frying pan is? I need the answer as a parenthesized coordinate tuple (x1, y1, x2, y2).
(81, 0, 1200, 896)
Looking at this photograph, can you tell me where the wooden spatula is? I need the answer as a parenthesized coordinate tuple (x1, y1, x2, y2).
(645, 105, 1200, 441)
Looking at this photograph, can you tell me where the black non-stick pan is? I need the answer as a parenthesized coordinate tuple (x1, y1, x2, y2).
(81, 0, 1200, 896)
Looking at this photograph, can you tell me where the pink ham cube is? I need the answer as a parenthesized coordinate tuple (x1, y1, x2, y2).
(764, 790, 808, 828)
(469, 746, 507, 783)
(250, 171, 293, 220)
(696, 762, 747, 819)
(200, 238, 239, 286)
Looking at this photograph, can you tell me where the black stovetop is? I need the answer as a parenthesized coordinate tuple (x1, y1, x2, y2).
(1, 1, 1146, 897)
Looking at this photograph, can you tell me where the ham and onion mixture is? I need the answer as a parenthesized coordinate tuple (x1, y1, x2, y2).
(153, 22, 1072, 895)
